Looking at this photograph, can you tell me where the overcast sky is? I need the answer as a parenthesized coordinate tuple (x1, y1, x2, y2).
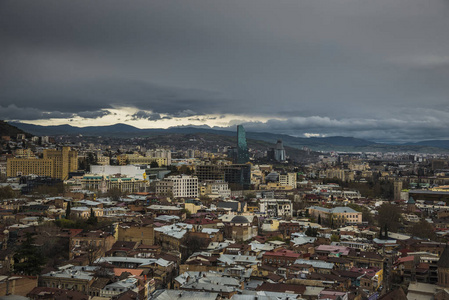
(1, 0, 449, 142)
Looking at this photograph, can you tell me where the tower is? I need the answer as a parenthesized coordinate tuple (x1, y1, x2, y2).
(236, 125, 249, 164)
(394, 180, 403, 200)
(407, 196, 416, 213)
(438, 245, 449, 287)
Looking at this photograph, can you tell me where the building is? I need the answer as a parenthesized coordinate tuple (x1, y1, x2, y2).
(146, 149, 172, 165)
(195, 165, 225, 182)
(200, 180, 231, 199)
(7, 147, 78, 180)
(236, 125, 249, 164)
(156, 175, 198, 198)
(279, 173, 296, 188)
(39, 268, 95, 293)
(82, 175, 148, 193)
(394, 180, 403, 200)
(90, 165, 146, 180)
(308, 206, 362, 226)
(259, 199, 293, 218)
(223, 215, 258, 242)
(268, 140, 286, 162)
(223, 164, 251, 190)
(118, 154, 167, 167)
(438, 245, 449, 287)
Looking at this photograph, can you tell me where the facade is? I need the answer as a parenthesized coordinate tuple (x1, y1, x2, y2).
(156, 175, 198, 198)
(279, 173, 297, 188)
(200, 180, 231, 199)
(236, 125, 249, 164)
(82, 175, 148, 193)
(118, 154, 167, 167)
(39, 269, 94, 293)
(195, 165, 225, 182)
(259, 199, 293, 218)
(117, 223, 155, 245)
(90, 165, 145, 180)
(7, 146, 78, 180)
(309, 206, 363, 226)
(268, 140, 286, 162)
(146, 149, 172, 165)
(223, 164, 251, 190)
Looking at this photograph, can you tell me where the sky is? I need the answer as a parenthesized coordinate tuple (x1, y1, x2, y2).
(1, 0, 449, 142)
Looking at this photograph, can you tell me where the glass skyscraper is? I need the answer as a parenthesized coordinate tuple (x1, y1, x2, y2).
(236, 125, 249, 164)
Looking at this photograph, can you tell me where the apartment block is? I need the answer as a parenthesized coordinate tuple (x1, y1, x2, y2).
(7, 147, 78, 180)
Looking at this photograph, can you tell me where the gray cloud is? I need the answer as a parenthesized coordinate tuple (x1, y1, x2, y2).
(130, 110, 162, 121)
(1, 0, 449, 141)
(77, 110, 111, 119)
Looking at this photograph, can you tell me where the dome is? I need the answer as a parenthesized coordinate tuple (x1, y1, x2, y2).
(231, 215, 250, 224)
(265, 172, 279, 182)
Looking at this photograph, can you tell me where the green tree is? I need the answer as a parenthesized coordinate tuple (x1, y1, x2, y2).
(330, 234, 340, 242)
(87, 207, 98, 225)
(65, 201, 71, 219)
(13, 234, 47, 275)
(150, 161, 159, 168)
(318, 214, 322, 225)
(0, 186, 15, 200)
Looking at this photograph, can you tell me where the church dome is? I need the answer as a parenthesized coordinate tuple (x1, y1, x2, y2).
(231, 215, 250, 224)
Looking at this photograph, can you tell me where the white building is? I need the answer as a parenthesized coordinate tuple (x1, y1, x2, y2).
(90, 165, 145, 180)
(259, 199, 293, 218)
(157, 175, 198, 198)
(279, 173, 297, 188)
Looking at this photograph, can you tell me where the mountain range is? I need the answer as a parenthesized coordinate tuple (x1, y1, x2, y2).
(8, 122, 449, 153)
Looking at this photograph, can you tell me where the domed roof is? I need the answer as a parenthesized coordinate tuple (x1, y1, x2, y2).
(231, 215, 250, 224)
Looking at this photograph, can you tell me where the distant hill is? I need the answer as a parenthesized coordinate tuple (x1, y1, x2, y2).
(9, 122, 449, 153)
(0, 120, 32, 138)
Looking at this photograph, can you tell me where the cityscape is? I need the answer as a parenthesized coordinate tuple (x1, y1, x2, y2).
(2, 1, 449, 300)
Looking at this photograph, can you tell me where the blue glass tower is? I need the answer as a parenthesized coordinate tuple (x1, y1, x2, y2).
(236, 125, 249, 164)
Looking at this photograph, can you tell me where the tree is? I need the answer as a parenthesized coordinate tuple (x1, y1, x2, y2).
(106, 188, 123, 202)
(318, 214, 322, 225)
(330, 234, 340, 242)
(13, 233, 47, 275)
(150, 161, 159, 168)
(384, 224, 389, 239)
(377, 202, 402, 232)
(410, 219, 436, 240)
(379, 227, 383, 239)
(87, 208, 98, 225)
(305, 226, 318, 237)
(0, 186, 15, 200)
(65, 201, 71, 219)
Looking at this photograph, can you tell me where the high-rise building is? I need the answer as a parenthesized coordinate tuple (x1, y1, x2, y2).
(43, 147, 78, 180)
(7, 146, 78, 180)
(236, 125, 249, 164)
(268, 140, 286, 162)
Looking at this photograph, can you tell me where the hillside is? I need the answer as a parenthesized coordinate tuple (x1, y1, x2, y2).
(10, 122, 449, 153)
(0, 120, 32, 138)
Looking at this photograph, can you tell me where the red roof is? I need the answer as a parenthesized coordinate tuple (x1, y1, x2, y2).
(264, 249, 300, 258)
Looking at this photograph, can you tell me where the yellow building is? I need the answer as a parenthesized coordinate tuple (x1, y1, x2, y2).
(43, 147, 78, 180)
(7, 147, 78, 180)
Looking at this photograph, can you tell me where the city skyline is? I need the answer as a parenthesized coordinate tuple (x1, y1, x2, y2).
(2, 0, 449, 142)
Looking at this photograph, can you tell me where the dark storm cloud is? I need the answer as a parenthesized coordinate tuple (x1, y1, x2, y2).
(130, 110, 162, 121)
(77, 110, 111, 119)
(1, 0, 449, 141)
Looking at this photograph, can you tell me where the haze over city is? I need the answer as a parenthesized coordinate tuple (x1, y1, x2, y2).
(2, 0, 449, 142)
